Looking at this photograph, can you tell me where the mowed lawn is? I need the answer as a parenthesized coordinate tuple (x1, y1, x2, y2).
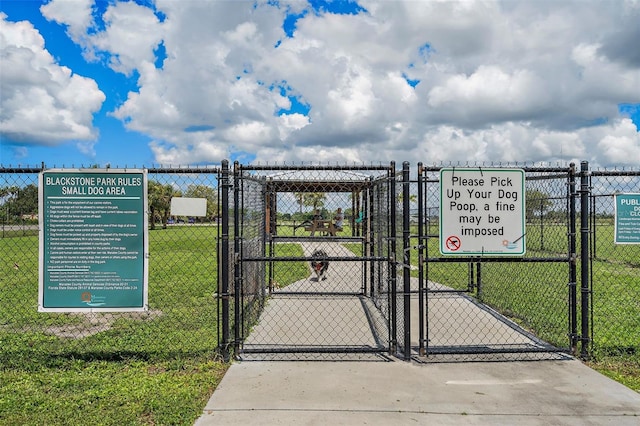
(0, 221, 637, 425)
(1, 226, 227, 425)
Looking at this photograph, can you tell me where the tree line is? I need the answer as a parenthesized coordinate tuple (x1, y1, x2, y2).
(0, 181, 219, 229)
(0, 183, 586, 227)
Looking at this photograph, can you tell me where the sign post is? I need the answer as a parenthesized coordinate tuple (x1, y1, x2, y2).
(614, 193, 640, 244)
(439, 168, 526, 255)
(39, 169, 148, 312)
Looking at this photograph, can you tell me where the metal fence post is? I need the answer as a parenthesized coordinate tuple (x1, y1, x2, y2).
(220, 160, 231, 361)
(389, 161, 397, 355)
(476, 260, 482, 301)
(417, 163, 426, 357)
(568, 163, 578, 353)
(580, 161, 591, 359)
(233, 161, 242, 356)
(402, 161, 411, 360)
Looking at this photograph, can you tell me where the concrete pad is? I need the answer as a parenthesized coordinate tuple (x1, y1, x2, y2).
(195, 358, 640, 425)
(202, 241, 640, 424)
(242, 295, 386, 350)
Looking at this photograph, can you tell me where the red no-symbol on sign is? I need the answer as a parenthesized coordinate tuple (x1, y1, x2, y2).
(446, 235, 461, 251)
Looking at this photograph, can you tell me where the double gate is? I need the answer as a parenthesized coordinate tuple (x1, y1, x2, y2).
(218, 161, 589, 361)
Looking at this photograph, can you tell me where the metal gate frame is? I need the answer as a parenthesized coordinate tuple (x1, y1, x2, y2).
(218, 160, 598, 361)
(413, 162, 590, 359)
(218, 161, 402, 359)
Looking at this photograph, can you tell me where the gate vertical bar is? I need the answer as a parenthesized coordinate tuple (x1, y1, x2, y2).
(368, 182, 375, 297)
(219, 160, 230, 361)
(233, 161, 242, 356)
(568, 163, 578, 353)
(265, 177, 273, 295)
(262, 177, 269, 303)
(417, 163, 426, 357)
(389, 161, 397, 355)
(580, 161, 591, 358)
(402, 161, 411, 360)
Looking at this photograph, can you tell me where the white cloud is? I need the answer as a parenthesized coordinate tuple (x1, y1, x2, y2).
(3, 1, 640, 167)
(278, 113, 311, 141)
(596, 118, 640, 165)
(426, 66, 549, 126)
(90, 1, 164, 75)
(0, 13, 105, 144)
(40, 0, 93, 41)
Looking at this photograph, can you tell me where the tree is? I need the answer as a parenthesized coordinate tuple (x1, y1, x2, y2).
(293, 192, 326, 216)
(1, 184, 38, 222)
(303, 193, 326, 211)
(526, 189, 553, 222)
(148, 181, 180, 229)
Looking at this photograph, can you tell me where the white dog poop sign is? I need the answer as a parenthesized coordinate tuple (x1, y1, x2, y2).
(440, 168, 526, 256)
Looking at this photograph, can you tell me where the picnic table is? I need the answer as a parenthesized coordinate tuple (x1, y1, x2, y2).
(304, 219, 342, 236)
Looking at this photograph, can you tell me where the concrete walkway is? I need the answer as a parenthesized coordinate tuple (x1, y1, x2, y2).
(195, 242, 640, 425)
(195, 358, 640, 425)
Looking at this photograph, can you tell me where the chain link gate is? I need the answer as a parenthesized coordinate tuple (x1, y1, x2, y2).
(218, 161, 401, 359)
(413, 163, 580, 360)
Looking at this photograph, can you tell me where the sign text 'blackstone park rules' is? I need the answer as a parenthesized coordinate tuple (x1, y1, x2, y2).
(440, 168, 526, 256)
(39, 169, 149, 312)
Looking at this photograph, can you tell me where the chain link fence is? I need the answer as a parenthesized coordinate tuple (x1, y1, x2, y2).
(2, 162, 638, 363)
(220, 163, 396, 359)
(589, 168, 640, 358)
(1, 166, 221, 366)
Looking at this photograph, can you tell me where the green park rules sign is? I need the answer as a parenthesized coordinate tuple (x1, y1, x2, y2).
(39, 169, 148, 312)
(614, 193, 640, 244)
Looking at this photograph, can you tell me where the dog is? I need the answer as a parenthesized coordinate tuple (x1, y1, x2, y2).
(310, 249, 329, 281)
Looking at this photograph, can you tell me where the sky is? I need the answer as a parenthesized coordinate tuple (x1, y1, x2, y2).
(1, 0, 639, 169)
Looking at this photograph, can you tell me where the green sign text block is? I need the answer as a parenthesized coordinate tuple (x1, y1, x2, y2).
(615, 193, 640, 244)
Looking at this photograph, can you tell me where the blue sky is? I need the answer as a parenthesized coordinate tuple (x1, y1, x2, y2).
(1, 0, 639, 168)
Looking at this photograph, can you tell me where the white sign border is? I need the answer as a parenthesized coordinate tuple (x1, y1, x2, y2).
(439, 167, 526, 256)
(614, 192, 640, 245)
(38, 168, 149, 313)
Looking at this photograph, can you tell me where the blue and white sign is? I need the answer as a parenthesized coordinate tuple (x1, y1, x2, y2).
(614, 193, 640, 244)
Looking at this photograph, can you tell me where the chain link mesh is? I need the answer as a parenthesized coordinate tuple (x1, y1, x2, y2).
(2, 163, 638, 362)
(1, 166, 221, 364)
(225, 164, 395, 358)
(589, 169, 640, 358)
(416, 164, 575, 360)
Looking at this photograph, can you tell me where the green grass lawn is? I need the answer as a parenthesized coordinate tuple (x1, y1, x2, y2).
(1, 226, 228, 425)
(0, 220, 637, 425)
(269, 242, 308, 288)
(0, 358, 227, 425)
